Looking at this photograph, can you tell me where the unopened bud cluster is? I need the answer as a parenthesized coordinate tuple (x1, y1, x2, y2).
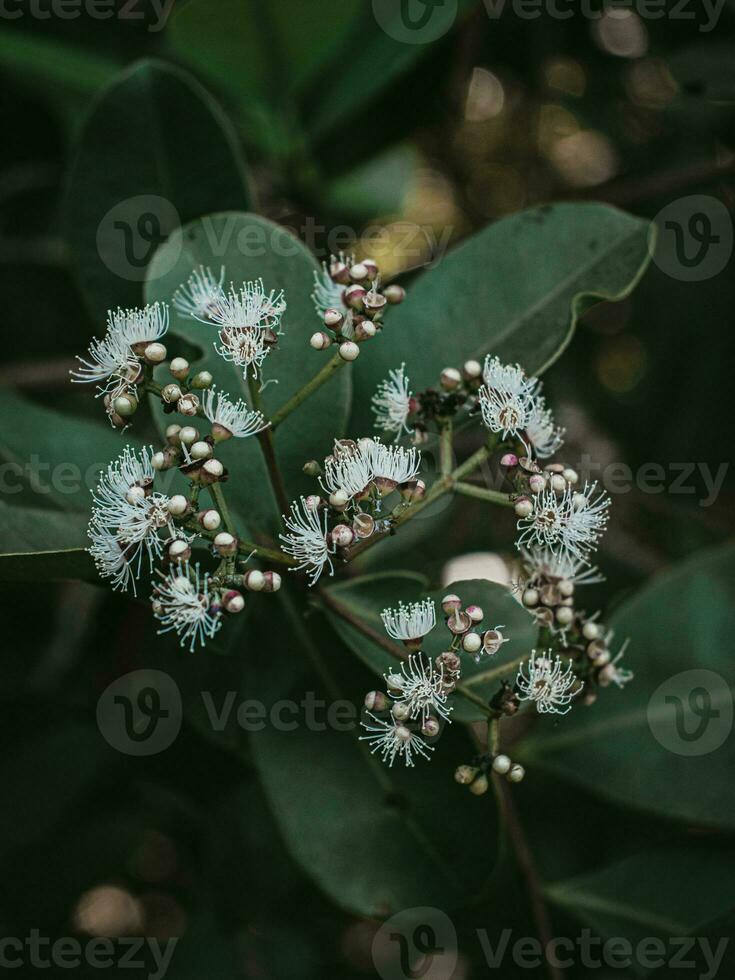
(454, 753, 525, 796)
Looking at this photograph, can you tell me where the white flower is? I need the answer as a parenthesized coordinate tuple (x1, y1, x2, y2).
(201, 388, 268, 439)
(279, 497, 335, 585)
(483, 355, 537, 397)
(525, 396, 564, 458)
(208, 279, 286, 332)
(214, 325, 271, 380)
(87, 520, 136, 594)
(385, 654, 452, 724)
(372, 364, 413, 441)
(516, 483, 610, 562)
(321, 441, 374, 500)
(152, 562, 222, 652)
(516, 651, 579, 715)
(381, 599, 436, 642)
(521, 547, 604, 587)
(173, 266, 225, 320)
(107, 303, 169, 347)
(368, 440, 421, 486)
(71, 329, 140, 397)
(311, 261, 346, 319)
(359, 712, 433, 767)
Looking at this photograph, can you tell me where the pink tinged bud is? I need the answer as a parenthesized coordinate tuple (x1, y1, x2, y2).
(178, 393, 200, 417)
(323, 308, 344, 328)
(529, 474, 546, 494)
(455, 765, 478, 785)
(168, 538, 191, 562)
(169, 357, 189, 380)
(344, 284, 366, 310)
(243, 569, 265, 592)
(330, 524, 354, 549)
(304, 494, 322, 511)
(200, 509, 221, 531)
(462, 632, 482, 654)
(338, 341, 360, 362)
(214, 531, 237, 556)
(469, 774, 489, 796)
(362, 259, 379, 281)
(349, 262, 369, 282)
(310, 331, 332, 351)
(383, 283, 405, 305)
(398, 479, 425, 502)
(482, 629, 505, 655)
(191, 371, 213, 389)
(508, 764, 525, 783)
(514, 496, 533, 518)
(492, 754, 512, 775)
(224, 590, 245, 613)
(190, 440, 212, 460)
(441, 594, 462, 615)
(329, 259, 350, 284)
(262, 571, 281, 593)
(179, 425, 199, 445)
(597, 663, 614, 685)
(144, 342, 167, 364)
(166, 424, 182, 445)
(440, 367, 461, 391)
(211, 422, 232, 443)
(329, 489, 349, 510)
(466, 604, 484, 623)
(372, 476, 398, 498)
(447, 609, 472, 635)
(162, 383, 182, 404)
(167, 494, 189, 517)
(364, 690, 389, 712)
(354, 320, 377, 341)
(501, 453, 519, 468)
(463, 359, 482, 379)
(422, 716, 441, 737)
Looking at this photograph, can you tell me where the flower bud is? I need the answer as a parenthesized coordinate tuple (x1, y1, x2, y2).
(223, 590, 245, 614)
(383, 283, 405, 305)
(329, 258, 350, 284)
(113, 393, 138, 417)
(344, 284, 366, 310)
(323, 308, 344, 329)
(190, 440, 212, 460)
(563, 467, 578, 485)
(179, 425, 199, 445)
(559, 579, 575, 598)
(200, 509, 221, 531)
(353, 512, 375, 539)
(362, 259, 379, 281)
(310, 331, 332, 351)
(508, 764, 525, 783)
(556, 606, 574, 626)
(469, 774, 489, 796)
(166, 423, 182, 445)
(492, 754, 512, 775)
(441, 594, 462, 614)
(391, 701, 411, 721)
(303, 495, 321, 512)
(167, 494, 189, 517)
(581, 620, 599, 641)
(152, 451, 168, 471)
(522, 588, 539, 608)
(168, 538, 191, 563)
(339, 341, 360, 361)
(514, 496, 533, 518)
(262, 571, 282, 593)
(354, 319, 377, 340)
(169, 357, 189, 380)
(329, 489, 349, 509)
(364, 690, 389, 712)
(462, 632, 482, 655)
(440, 367, 461, 391)
(454, 765, 478, 786)
(330, 524, 354, 549)
(125, 485, 146, 505)
(302, 460, 323, 477)
(202, 458, 224, 483)
(162, 383, 182, 404)
(463, 359, 482, 379)
(466, 604, 484, 623)
(349, 261, 368, 282)
(191, 370, 213, 389)
(144, 342, 167, 364)
(550, 473, 567, 494)
(213, 532, 237, 556)
(572, 492, 587, 510)
(501, 453, 519, 468)
(243, 569, 265, 592)
(422, 716, 441, 737)
(178, 393, 200, 417)
(529, 473, 546, 494)
(482, 629, 505, 656)
(398, 479, 425, 502)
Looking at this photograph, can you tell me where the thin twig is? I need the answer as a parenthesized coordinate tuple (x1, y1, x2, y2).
(270, 352, 344, 430)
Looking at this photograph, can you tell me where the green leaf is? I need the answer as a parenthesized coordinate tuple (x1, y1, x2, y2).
(66, 58, 250, 320)
(519, 543, 735, 830)
(0, 501, 93, 582)
(322, 574, 537, 722)
(145, 212, 351, 532)
(247, 594, 500, 916)
(351, 203, 655, 432)
(546, 846, 735, 949)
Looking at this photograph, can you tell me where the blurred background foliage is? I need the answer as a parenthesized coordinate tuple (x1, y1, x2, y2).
(0, 0, 734, 977)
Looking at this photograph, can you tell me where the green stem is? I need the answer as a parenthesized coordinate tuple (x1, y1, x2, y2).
(209, 482, 237, 537)
(270, 352, 344, 430)
(183, 518, 297, 567)
(248, 376, 290, 515)
(439, 421, 453, 477)
(455, 481, 513, 507)
(463, 653, 526, 688)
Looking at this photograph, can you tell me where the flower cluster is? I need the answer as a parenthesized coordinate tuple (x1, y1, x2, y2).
(309, 253, 405, 362)
(360, 596, 511, 767)
(279, 438, 424, 585)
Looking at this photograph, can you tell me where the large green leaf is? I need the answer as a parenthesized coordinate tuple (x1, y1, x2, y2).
(247, 594, 501, 916)
(546, 847, 735, 952)
(351, 203, 655, 431)
(519, 543, 735, 829)
(322, 574, 537, 722)
(0, 501, 93, 582)
(145, 212, 352, 532)
(66, 58, 250, 320)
